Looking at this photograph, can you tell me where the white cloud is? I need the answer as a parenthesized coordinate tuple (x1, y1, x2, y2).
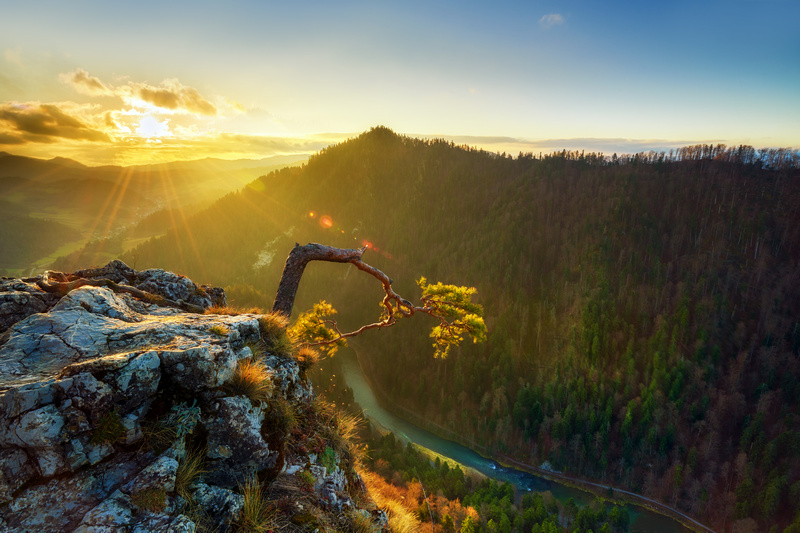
(539, 13, 564, 29)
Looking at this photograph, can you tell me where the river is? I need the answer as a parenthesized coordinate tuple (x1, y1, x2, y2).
(337, 348, 695, 533)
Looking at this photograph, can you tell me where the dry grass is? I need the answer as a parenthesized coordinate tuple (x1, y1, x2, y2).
(175, 447, 207, 501)
(266, 396, 298, 436)
(311, 398, 366, 472)
(257, 313, 295, 357)
(208, 324, 230, 336)
(257, 312, 289, 340)
(295, 346, 321, 376)
(205, 305, 264, 315)
(139, 419, 178, 454)
(344, 509, 376, 532)
(225, 358, 274, 404)
(359, 469, 421, 533)
(234, 478, 278, 533)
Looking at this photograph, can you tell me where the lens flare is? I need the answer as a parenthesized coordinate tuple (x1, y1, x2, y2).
(319, 215, 333, 229)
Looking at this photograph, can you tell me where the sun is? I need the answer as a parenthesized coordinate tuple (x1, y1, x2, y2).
(136, 115, 172, 139)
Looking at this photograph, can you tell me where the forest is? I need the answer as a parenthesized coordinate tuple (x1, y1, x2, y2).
(55, 127, 800, 532)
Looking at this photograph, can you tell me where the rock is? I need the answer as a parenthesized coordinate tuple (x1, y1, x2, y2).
(134, 267, 218, 310)
(191, 483, 243, 531)
(0, 448, 35, 503)
(0, 265, 381, 532)
(73, 489, 133, 533)
(203, 396, 277, 487)
(0, 279, 58, 335)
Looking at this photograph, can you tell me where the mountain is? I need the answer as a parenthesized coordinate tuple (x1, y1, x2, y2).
(0, 152, 308, 276)
(106, 127, 798, 531)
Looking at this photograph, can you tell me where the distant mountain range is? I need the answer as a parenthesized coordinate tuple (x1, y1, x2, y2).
(0, 152, 309, 275)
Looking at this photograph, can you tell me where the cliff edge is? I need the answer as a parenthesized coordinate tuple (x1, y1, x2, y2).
(0, 261, 386, 532)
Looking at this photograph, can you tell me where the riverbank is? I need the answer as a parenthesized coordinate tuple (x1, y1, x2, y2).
(351, 347, 716, 533)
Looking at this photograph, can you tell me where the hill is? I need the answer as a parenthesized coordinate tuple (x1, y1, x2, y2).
(0, 152, 308, 276)
(118, 127, 800, 531)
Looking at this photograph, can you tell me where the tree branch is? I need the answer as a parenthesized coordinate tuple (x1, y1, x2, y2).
(36, 274, 205, 313)
(273, 243, 486, 357)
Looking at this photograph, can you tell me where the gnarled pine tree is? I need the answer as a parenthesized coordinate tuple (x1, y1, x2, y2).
(272, 243, 486, 358)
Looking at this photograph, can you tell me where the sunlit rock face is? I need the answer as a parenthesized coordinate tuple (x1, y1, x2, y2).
(0, 262, 385, 533)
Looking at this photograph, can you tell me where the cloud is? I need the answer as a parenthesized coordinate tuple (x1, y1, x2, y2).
(60, 68, 112, 96)
(539, 13, 564, 28)
(60, 69, 219, 116)
(0, 102, 110, 143)
(132, 79, 217, 116)
(0, 132, 25, 145)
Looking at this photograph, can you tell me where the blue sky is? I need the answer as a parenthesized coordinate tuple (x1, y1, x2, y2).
(1, 0, 798, 164)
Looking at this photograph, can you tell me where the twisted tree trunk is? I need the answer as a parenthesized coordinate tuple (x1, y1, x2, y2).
(272, 243, 367, 316)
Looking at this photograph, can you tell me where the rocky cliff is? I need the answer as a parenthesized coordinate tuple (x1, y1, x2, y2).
(0, 261, 386, 532)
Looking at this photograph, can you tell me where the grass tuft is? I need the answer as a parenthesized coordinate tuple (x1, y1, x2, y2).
(234, 477, 278, 533)
(265, 396, 298, 436)
(90, 410, 125, 445)
(209, 324, 230, 336)
(245, 340, 267, 361)
(295, 346, 321, 376)
(359, 469, 421, 533)
(139, 419, 179, 454)
(257, 312, 289, 339)
(225, 358, 274, 404)
(205, 305, 264, 316)
(344, 509, 375, 533)
(175, 447, 207, 502)
(257, 313, 295, 356)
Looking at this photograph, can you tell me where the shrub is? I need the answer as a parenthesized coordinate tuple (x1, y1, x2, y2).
(319, 446, 337, 472)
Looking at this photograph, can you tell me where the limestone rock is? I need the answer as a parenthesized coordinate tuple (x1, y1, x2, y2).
(203, 396, 277, 487)
(0, 265, 382, 532)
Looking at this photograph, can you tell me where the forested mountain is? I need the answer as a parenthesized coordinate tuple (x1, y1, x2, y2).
(114, 127, 800, 532)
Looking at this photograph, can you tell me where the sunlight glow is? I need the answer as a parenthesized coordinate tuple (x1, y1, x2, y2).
(136, 116, 172, 139)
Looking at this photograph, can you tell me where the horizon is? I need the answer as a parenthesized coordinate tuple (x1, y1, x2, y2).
(1, 0, 799, 166)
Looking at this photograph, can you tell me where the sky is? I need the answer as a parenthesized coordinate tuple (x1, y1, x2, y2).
(1, 0, 798, 166)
